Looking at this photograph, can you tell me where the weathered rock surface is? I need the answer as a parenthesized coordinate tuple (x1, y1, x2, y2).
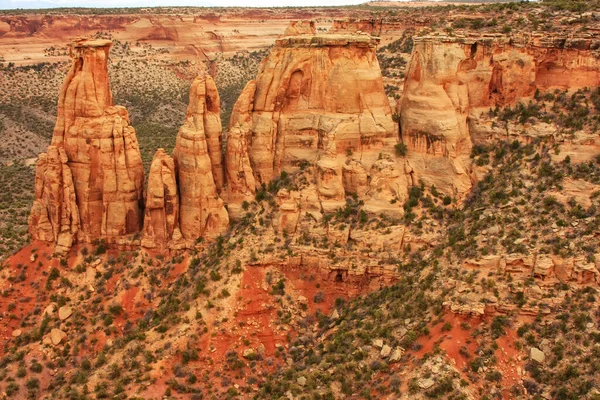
(48, 328, 67, 345)
(58, 305, 73, 321)
(173, 74, 229, 242)
(530, 347, 545, 363)
(284, 20, 315, 36)
(29, 39, 145, 252)
(399, 34, 600, 198)
(224, 80, 258, 217)
(141, 149, 183, 249)
(224, 30, 403, 221)
(53, 39, 145, 242)
(28, 146, 80, 253)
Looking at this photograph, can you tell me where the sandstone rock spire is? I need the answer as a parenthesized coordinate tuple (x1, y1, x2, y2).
(173, 74, 229, 242)
(141, 149, 182, 249)
(29, 39, 145, 252)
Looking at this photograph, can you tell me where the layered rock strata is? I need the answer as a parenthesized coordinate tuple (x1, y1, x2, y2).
(224, 32, 402, 220)
(29, 39, 145, 252)
(398, 34, 600, 198)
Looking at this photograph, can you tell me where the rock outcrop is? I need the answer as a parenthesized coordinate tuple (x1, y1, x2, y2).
(173, 74, 229, 242)
(141, 149, 182, 249)
(329, 18, 383, 36)
(29, 39, 145, 253)
(398, 34, 600, 198)
(284, 20, 316, 36)
(28, 146, 79, 253)
(224, 32, 402, 220)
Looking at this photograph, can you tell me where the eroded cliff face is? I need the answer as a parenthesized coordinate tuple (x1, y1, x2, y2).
(224, 33, 404, 221)
(398, 34, 600, 198)
(29, 39, 145, 252)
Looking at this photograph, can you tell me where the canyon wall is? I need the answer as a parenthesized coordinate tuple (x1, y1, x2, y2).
(29, 39, 145, 252)
(0, 12, 415, 67)
(398, 34, 600, 198)
(223, 32, 405, 220)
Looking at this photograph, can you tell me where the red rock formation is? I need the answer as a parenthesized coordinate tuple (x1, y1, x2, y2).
(224, 81, 257, 216)
(54, 38, 145, 243)
(141, 149, 182, 249)
(284, 20, 316, 36)
(329, 18, 383, 36)
(28, 146, 79, 254)
(398, 34, 600, 198)
(173, 74, 229, 242)
(224, 32, 402, 220)
(29, 39, 145, 252)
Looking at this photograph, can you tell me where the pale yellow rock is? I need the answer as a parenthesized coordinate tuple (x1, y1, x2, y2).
(12, 329, 22, 337)
(43, 303, 57, 316)
(50, 328, 67, 345)
(58, 305, 73, 321)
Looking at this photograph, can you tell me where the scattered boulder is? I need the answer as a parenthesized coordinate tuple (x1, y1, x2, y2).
(257, 343, 266, 355)
(389, 347, 405, 362)
(380, 344, 392, 358)
(242, 348, 256, 359)
(372, 339, 383, 349)
(58, 306, 72, 321)
(49, 328, 67, 345)
(43, 303, 57, 316)
(12, 329, 22, 337)
(297, 376, 307, 386)
(418, 378, 435, 390)
(530, 347, 545, 363)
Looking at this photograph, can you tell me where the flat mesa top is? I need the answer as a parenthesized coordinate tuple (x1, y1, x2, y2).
(276, 34, 380, 48)
(71, 38, 113, 48)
